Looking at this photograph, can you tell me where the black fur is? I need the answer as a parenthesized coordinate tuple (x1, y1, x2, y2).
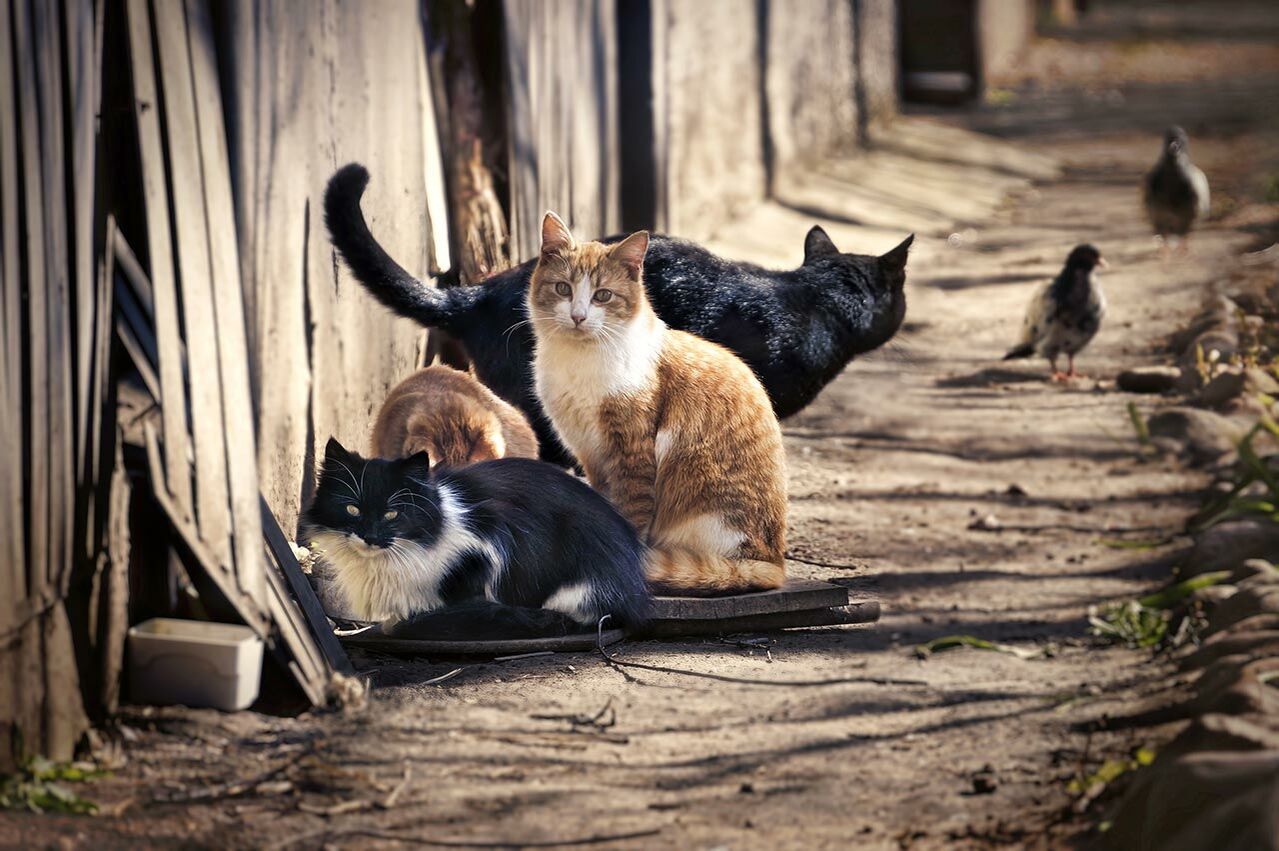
(301, 439, 649, 636)
(324, 163, 912, 464)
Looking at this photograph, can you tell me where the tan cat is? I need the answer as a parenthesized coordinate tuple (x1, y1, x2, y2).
(371, 365, 538, 467)
(528, 212, 787, 595)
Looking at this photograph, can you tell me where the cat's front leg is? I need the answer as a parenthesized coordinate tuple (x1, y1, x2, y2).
(605, 440, 657, 538)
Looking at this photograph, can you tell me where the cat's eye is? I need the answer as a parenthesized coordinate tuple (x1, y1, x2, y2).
(383, 510, 398, 520)
(592, 289, 613, 304)
(345, 505, 360, 517)
(554, 282, 572, 297)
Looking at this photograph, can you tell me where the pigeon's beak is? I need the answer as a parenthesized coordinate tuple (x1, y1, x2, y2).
(1097, 257, 1110, 269)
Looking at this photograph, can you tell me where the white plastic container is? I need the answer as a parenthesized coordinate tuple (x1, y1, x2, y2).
(128, 618, 264, 711)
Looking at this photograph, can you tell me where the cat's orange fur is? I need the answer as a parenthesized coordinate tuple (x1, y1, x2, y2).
(371, 365, 539, 467)
(528, 212, 787, 595)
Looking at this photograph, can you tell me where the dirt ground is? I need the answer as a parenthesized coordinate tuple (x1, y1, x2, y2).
(6, 3, 1279, 849)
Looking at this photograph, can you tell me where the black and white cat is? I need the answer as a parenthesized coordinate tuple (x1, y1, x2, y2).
(300, 438, 649, 636)
(324, 163, 912, 464)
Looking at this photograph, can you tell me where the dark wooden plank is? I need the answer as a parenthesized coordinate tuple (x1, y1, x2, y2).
(340, 628, 627, 657)
(0, 0, 22, 631)
(183, 0, 263, 601)
(125, 0, 193, 515)
(14, 0, 48, 601)
(643, 602, 882, 638)
(262, 557, 326, 703)
(261, 496, 354, 677)
(647, 579, 850, 621)
(152, 0, 231, 567)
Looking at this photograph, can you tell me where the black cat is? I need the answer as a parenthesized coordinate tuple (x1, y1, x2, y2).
(324, 163, 911, 462)
(300, 439, 649, 637)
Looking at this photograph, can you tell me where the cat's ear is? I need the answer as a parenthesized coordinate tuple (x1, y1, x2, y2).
(879, 234, 914, 275)
(610, 231, 650, 279)
(323, 436, 351, 462)
(803, 226, 839, 263)
(401, 451, 432, 479)
(541, 211, 575, 258)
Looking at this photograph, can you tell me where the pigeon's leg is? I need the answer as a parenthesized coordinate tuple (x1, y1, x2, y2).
(1067, 353, 1084, 379)
(1157, 235, 1171, 260)
(1176, 235, 1192, 256)
(1049, 356, 1068, 383)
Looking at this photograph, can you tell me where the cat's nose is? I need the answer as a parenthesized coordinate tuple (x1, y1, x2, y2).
(571, 312, 586, 326)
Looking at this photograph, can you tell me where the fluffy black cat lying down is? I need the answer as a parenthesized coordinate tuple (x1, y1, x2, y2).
(300, 439, 650, 639)
(324, 164, 912, 464)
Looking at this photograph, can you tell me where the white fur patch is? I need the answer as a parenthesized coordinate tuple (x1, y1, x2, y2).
(541, 582, 597, 625)
(654, 429, 675, 466)
(306, 484, 504, 621)
(652, 513, 746, 558)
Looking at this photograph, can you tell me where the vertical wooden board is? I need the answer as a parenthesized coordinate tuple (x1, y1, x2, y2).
(125, 0, 194, 515)
(653, 0, 765, 240)
(13, 0, 48, 600)
(184, 0, 265, 601)
(222, 0, 436, 535)
(502, 0, 537, 259)
(413, 17, 451, 276)
(765, 0, 858, 177)
(65, 0, 97, 487)
(35, 0, 75, 595)
(855, 0, 898, 128)
(151, 0, 232, 567)
(0, 0, 25, 624)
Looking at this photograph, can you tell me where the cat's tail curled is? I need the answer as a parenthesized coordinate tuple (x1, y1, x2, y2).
(323, 163, 464, 328)
(644, 546, 785, 596)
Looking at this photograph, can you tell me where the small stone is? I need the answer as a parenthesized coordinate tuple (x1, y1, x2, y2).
(1146, 407, 1240, 465)
(1185, 520, 1279, 577)
(1197, 370, 1248, 408)
(1117, 365, 1181, 394)
(1245, 367, 1279, 396)
(968, 514, 1001, 531)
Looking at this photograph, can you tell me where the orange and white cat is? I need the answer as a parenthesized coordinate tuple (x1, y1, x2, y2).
(372, 365, 538, 467)
(528, 212, 787, 595)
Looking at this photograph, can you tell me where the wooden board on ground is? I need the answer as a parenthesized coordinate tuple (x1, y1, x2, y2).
(643, 600, 880, 638)
(648, 579, 851, 621)
(340, 628, 626, 658)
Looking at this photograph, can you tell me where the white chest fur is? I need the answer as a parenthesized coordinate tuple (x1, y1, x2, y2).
(532, 320, 663, 469)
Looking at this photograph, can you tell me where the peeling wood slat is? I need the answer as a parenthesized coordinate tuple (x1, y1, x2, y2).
(152, 0, 232, 567)
(260, 497, 354, 677)
(183, 0, 264, 603)
(263, 560, 326, 704)
(125, 0, 194, 515)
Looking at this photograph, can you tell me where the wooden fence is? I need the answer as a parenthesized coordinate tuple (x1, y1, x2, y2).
(1, 0, 901, 764)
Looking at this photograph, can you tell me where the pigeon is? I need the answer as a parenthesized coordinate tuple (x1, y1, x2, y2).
(1003, 244, 1108, 381)
(1143, 126, 1210, 250)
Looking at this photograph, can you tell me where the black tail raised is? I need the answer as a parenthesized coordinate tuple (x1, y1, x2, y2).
(323, 163, 463, 327)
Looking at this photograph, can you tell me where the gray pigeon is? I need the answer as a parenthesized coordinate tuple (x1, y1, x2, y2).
(1003, 244, 1108, 381)
(1143, 126, 1210, 247)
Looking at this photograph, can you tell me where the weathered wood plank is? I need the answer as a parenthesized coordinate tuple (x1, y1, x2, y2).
(643, 601, 881, 638)
(0, 0, 23, 632)
(152, 0, 232, 568)
(125, 0, 194, 515)
(35, 0, 75, 599)
(648, 579, 850, 621)
(14, 0, 49, 601)
(184, 0, 265, 602)
(340, 628, 627, 657)
(66, 0, 97, 489)
(260, 496, 353, 677)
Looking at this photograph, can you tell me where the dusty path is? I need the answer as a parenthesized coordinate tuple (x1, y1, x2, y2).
(6, 3, 1279, 849)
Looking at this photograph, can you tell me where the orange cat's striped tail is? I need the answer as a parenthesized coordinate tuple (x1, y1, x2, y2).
(644, 546, 784, 597)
